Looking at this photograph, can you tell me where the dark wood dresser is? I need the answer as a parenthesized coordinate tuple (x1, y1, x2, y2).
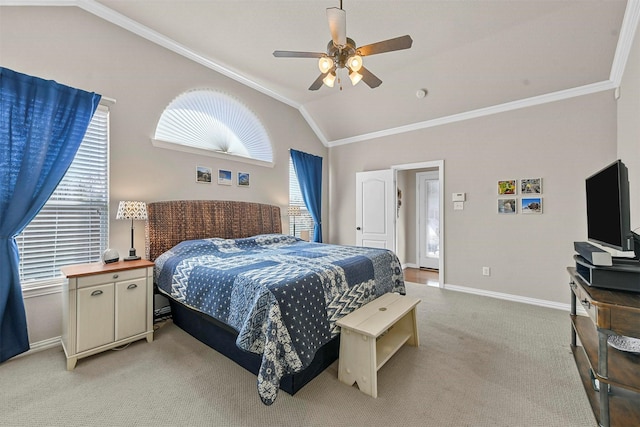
(568, 267, 640, 426)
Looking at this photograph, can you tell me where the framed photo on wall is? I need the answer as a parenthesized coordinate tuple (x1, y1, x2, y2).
(498, 198, 517, 214)
(218, 169, 232, 185)
(196, 165, 212, 183)
(521, 197, 542, 214)
(498, 180, 517, 195)
(520, 178, 542, 194)
(238, 172, 250, 187)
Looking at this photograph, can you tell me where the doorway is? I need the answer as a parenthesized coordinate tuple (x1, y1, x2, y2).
(392, 160, 444, 287)
(417, 171, 440, 270)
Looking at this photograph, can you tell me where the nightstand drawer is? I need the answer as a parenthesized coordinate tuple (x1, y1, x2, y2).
(571, 280, 596, 322)
(76, 268, 146, 288)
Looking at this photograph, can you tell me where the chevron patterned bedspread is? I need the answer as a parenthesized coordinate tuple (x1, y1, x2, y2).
(154, 234, 405, 405)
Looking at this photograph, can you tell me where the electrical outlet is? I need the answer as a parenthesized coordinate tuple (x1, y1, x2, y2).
(482, 267, 491, 276)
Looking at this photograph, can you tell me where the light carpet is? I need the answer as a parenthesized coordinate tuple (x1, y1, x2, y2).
(0, 282, 595, 426)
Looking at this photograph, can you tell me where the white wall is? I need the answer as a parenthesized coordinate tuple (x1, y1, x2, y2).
(618, 20, 640, 233)
(0, 6, 327, 346)
(329, 91, 618, 304)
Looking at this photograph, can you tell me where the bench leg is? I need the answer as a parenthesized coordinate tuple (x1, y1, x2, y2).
(407, 308, 419, 347)
(338, 329, 378, 397)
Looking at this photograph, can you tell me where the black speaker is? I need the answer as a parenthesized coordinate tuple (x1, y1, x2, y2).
(101, 248, 120, 264)
(574, 241, 612, 266)
(574, 255, 640, 292)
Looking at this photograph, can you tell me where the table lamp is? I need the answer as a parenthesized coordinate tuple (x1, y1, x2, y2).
(287, 206, 301, 236)
(116, 200, 148, 261)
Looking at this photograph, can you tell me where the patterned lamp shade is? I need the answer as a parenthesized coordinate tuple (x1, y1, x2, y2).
(116, 201, 148, 220)
(287, 206, 301, 217)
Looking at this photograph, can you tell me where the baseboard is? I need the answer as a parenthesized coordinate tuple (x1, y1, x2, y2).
(12, 337, 62, 360)
(442, 282, 586, 314)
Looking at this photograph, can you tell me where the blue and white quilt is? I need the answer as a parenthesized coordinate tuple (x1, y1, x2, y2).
(154, 234, 405, 405)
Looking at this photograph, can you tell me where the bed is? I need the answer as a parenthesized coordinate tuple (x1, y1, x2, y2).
(146, 200, 405, 405)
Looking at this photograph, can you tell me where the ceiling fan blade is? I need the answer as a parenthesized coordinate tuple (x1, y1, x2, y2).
(357, 35, 413, 56)
(309, 73, 327, 91)
(273, 50, 325, 58)
(359, 66, 382, 88)
(327, 7, 346, 48)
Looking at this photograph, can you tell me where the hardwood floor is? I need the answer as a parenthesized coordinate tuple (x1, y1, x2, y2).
(403, 267, 439, 286)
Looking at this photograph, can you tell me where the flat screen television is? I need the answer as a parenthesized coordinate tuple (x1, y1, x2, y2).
(585, 159, 639, 259)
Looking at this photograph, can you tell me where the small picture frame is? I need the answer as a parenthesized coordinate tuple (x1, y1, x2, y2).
(521, 178, 542, 194)
(498, 180, 517, 195)
(218, 169, 232, 185)
(238, 172, 250, 187)
(522, 197, 542, 214)
(498, 198, 517, 214)
(196, 166, 212, 183)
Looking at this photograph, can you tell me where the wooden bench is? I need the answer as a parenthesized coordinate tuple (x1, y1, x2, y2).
(336, 293, 421, 397)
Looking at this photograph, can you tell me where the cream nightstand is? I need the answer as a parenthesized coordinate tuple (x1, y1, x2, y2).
(60, 259, 154, 370)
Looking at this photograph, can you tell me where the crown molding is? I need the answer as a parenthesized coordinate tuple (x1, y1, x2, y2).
(610, 0, 640, 86)
(0, 0, 301, 109)
(4, 0, 637, 148)
(75, 0, 300, 109)
(298, 105, 329, 146)
(326, 80, 617, 147)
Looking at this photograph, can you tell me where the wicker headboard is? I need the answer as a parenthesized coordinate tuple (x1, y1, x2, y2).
(145, 200, 282, 261)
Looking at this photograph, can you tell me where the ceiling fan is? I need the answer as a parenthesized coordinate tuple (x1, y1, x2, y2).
(273, 1, 413, 90)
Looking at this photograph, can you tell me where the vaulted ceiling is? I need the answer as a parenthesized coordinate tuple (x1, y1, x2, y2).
(13, 1, 638, 146)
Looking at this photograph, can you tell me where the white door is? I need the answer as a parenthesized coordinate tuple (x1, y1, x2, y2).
(355, 170, 396, 250)
(417, 171, 440, 269)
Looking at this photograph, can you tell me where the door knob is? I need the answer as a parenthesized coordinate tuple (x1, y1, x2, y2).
(356, 227, 361, 230)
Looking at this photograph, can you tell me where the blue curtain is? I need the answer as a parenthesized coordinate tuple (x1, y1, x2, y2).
(290, 149, 323, 243)
(0, 68, 101, 363)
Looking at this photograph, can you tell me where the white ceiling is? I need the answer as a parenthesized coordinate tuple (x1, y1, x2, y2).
(17, 0, 639, 146)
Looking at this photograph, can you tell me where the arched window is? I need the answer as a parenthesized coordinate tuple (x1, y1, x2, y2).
(152, 89, 273, 166)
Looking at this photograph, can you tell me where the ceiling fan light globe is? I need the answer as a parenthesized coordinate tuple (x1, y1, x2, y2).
(323, 72, 336, 88)
(349, 70, 363, 86)
(318, 57, 334, 74)
(347, 55, 363, 72)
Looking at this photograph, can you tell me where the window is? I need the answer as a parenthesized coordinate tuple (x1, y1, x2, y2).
(16, 105, 109, 288)
(289, 156, 314, 238)
(152, 89, 273, 167)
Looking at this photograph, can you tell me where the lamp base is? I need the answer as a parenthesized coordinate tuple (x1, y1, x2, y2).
(124, 248, 140, 261)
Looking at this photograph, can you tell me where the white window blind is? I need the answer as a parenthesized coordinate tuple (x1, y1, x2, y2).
(153, 89, 273, 166)
(16, 105, 109, 287)
(289, 156, 314, 238)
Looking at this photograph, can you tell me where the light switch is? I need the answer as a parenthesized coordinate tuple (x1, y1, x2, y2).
(452, 192, 466, 202)
(454, 201, 464, 210)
